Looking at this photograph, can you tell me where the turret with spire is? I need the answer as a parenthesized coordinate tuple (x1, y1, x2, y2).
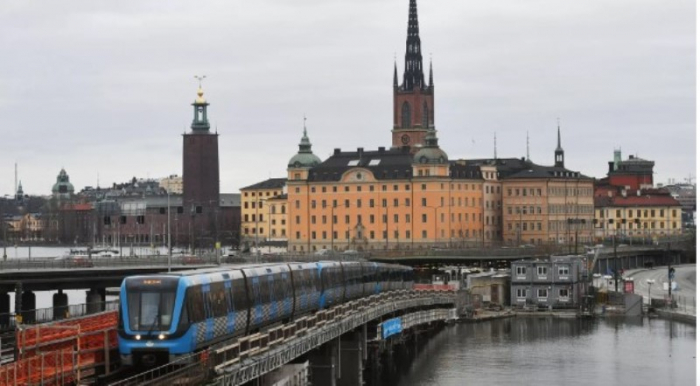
(392, 0, 435, 150)
(288, 117, 322, 169)
(555, 121, 565, 168)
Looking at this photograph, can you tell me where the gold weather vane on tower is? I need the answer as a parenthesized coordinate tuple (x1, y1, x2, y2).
(194, 75, 207, 103)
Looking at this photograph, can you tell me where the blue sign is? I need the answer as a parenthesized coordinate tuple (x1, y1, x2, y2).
(382, 318, 402, 339)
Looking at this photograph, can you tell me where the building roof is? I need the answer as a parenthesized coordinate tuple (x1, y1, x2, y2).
(308, 147, 414, 182)
(460, 157, 591, 180)
(594, 194, 682, 208)
(241, 178, 287, 191)
(220, 193, 240, 207)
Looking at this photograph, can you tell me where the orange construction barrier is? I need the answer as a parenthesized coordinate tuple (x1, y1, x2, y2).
(413, 284, 456, 291)
(0, 311, 118, 385)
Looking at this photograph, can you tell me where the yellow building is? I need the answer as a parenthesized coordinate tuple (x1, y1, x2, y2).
(240, 178, 287, 248)
(594, 191, 683, 241)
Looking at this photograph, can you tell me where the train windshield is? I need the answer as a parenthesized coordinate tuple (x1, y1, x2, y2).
(125, 277, 179, 332)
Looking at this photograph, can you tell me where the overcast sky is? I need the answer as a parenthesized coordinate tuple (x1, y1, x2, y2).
(0, 0, 695, 197)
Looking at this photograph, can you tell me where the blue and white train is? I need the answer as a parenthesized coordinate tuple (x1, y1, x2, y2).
(118, 261, 413, 366)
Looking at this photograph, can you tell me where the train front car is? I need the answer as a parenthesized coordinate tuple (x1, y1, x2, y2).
(118, 275, 187, 367)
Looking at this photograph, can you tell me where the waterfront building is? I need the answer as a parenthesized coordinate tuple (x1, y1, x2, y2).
(594, 190, 683, 241)
(510, 255, 586, 309)
(281, 0, 594, 252)
(240, 178, 288, 249)
(593, 150, 683, 241)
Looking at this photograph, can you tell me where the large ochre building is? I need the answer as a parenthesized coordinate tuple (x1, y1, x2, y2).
(276, 0, 595, 253)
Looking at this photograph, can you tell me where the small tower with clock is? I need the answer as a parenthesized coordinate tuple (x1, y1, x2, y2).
(182, 81, 220, 246)
(391, 0, 434, 151)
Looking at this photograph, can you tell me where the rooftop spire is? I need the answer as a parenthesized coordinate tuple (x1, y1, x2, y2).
(393, 57, 398, 87)
(526, 131, 530, 161)
(494, 132, 497, 160)
(429, 55, 433, 87)
(556, 118, 562, 151)
(555, 119, 565, 168)
(191, 76, 210, 132)
(401, 0, 425, 91)
(299, 114, 311, 153)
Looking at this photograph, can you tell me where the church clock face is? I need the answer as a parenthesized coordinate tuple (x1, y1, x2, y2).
(401, 134, 410, 145)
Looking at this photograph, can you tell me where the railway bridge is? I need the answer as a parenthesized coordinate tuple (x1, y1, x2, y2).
(110, 289, 456, 386)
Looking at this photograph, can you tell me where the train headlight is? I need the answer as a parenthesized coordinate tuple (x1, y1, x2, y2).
(135, 334, 141, 341)
(158, 334, 166, 340)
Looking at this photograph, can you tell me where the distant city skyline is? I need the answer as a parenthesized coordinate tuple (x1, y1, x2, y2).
(0, 0, 695, 197)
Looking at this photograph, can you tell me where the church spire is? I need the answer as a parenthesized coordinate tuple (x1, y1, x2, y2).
(555, 119, 565, 168)
(401, 0, 425, 91)
(393, 58, 398, 88)
(429, 56, 433, 87)
(556, 119, 562, 151)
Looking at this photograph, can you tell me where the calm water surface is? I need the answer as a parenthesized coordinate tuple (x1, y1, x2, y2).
(391, 318, 695, 386)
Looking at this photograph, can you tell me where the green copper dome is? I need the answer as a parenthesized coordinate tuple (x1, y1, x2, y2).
(52, 168, 75, 198)
(288, 126, 321, 168)
(414, 129, 448, 164)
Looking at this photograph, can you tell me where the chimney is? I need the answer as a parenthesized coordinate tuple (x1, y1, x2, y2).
(357, 147, 364, 158)
(378, 147, 385, 153)
(608, 161, 615, 173)
(334, 148, 341, 155)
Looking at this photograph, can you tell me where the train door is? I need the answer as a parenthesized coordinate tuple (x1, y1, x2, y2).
(250, 276, 263, 328)
(222, 273, 236, 335)
(201, 278, 214, 341)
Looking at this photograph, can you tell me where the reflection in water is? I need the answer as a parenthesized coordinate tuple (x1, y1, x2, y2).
(380, 317, 695, 386)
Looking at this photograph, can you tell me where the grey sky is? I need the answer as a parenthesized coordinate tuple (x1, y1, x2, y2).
(0, 0, 695, 197)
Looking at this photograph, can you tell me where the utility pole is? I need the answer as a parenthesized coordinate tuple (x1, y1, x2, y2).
(167, 186, 171, 272)
(613, 235, 618, 293)
(667, 242, 674, 307)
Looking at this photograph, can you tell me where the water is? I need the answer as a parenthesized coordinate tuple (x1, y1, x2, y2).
(1, 245, 169, 259)
(387, 318, 695, 386)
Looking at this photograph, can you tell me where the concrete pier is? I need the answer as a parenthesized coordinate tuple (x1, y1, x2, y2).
(52, 290, 69, 320)
(20, 291, 35, 324)
(86, 288, 106, 314)
(338, 331, 364, 386)
(309, 338, 339, 386)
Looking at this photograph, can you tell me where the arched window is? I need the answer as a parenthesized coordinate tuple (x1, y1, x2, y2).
(401, 102, 411, 128)
(422, 102, 429, 128)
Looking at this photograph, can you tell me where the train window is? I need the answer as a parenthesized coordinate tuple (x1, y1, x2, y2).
(310, 268, 320, 292)
(188, 286, 205, 323)
(260, 275, 271, 304)
(278, 273, 289, 301)
(210, 282, 227, 317)
(179, 304, 189, 328)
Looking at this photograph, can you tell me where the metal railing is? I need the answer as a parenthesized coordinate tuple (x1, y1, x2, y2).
(109, 290, 455, 386)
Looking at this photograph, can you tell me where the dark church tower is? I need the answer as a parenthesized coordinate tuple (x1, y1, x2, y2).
(183, 85, 220, 243)
(392, 0, 434, 150)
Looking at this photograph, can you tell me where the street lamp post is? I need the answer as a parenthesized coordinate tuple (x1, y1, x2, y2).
(167, 186, 171, 272)
(331, 203, 336, 252)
